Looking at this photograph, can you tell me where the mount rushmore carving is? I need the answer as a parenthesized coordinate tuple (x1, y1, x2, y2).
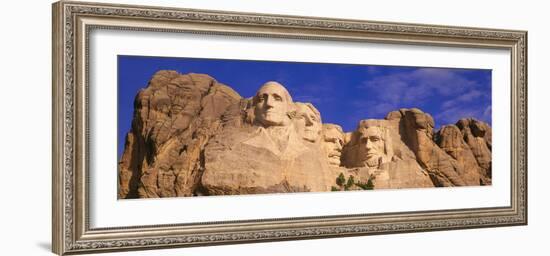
(118, 70, 492, 199)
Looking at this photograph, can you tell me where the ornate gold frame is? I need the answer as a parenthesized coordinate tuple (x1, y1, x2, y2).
(52, 1, 527, 255)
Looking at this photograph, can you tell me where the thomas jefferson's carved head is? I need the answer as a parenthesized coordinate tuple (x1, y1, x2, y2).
(294, 102, 322, 143)
(253, 82, 293, 127)
(322, 124, 345, 167)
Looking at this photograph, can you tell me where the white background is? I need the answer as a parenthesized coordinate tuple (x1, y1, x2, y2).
(0, 0, 547, 255)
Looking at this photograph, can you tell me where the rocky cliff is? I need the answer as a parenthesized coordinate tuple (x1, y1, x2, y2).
(118, 71, 492, 199)
(118, 71, 241, 198)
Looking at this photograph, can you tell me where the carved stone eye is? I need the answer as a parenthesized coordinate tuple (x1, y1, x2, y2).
(258, 94, 267, 102)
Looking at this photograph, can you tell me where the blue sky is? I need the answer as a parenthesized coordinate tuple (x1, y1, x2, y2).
(118, 55, 492, 157)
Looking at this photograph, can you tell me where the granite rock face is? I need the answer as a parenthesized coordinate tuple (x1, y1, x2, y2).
(201, 82, 333, 195)
(118, 71, 241, 198)
(456, 118, 492, 182)
(118, 71, 492, 199)
(435, 125, 486, 185)
(385, 109, 465, 186)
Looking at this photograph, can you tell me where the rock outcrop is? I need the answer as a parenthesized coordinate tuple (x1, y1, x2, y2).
(385, 109, 465, 186)
(118, 71, 241, 199)
(456, 118, 492, 182)
(118, 71, 492, 199)
(435, 125, 486, 185)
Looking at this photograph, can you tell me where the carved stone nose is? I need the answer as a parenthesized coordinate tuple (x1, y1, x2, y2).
(265, 97, 275, 107)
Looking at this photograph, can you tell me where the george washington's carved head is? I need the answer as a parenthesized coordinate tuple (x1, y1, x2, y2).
(252, 81, 293, 127)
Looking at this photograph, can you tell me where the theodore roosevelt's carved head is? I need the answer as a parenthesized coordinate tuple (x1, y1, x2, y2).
(253, 81, 293, 127)
(322, 124, 345, 167)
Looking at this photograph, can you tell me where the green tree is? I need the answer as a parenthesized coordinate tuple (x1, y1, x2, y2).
(336, 173, 346, 187)
(345, 175, 355, 190)
(365, 179, 374, 190)
(332, 173, 375, 192)
(355, 178, 375, 190)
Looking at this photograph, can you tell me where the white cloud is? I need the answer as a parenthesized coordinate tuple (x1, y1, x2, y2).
(360, 68, 481, 105)
(441, 89, 484, 109)
(358, 67, 491, 125)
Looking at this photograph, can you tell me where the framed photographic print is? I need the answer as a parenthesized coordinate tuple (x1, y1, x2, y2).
(52, 1, 527, 255)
